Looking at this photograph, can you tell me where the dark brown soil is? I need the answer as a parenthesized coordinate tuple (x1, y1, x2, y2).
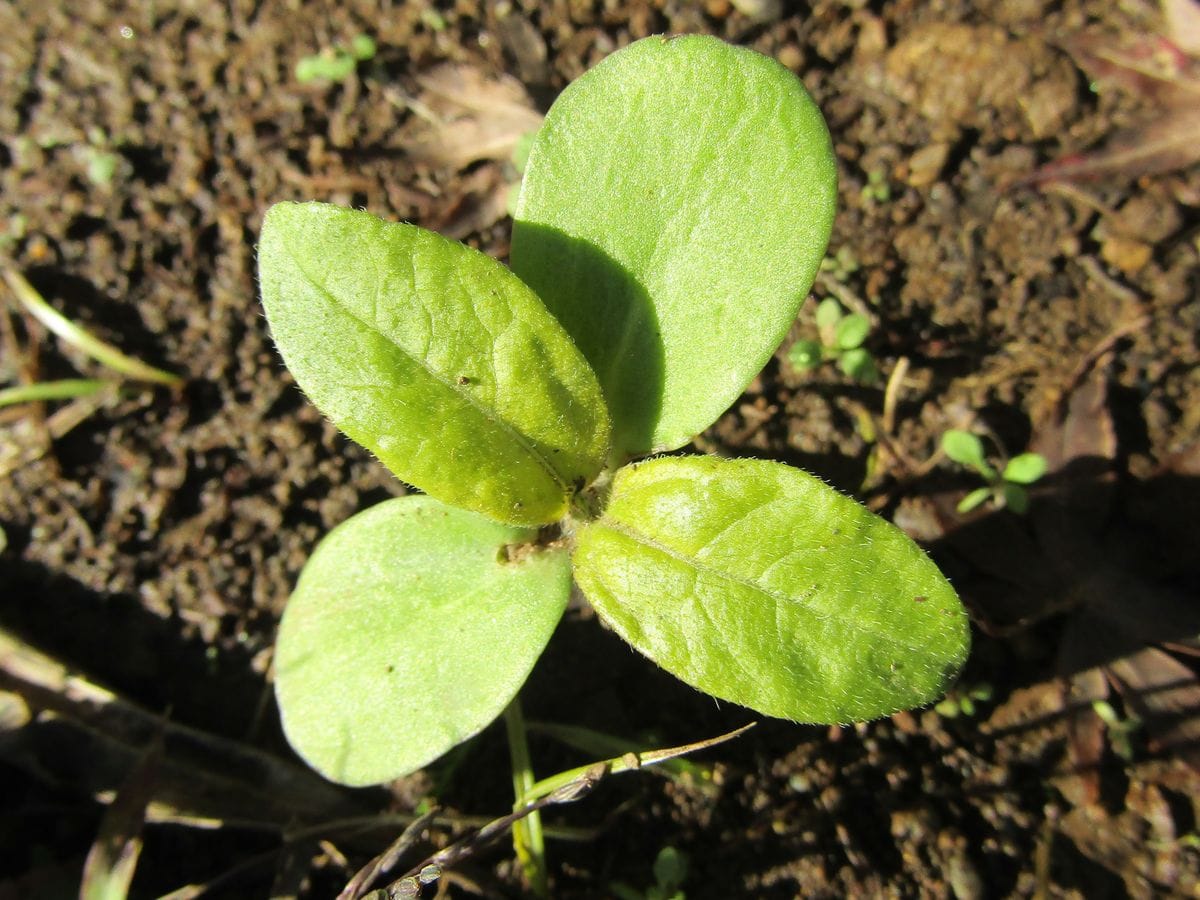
(2, 1, 1199, 898)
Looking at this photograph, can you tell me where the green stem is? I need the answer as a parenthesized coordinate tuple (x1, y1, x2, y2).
(503, 697, 547, 897)
(0, 378, 111, 408)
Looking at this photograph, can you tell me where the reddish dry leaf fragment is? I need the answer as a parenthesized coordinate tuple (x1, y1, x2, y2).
(1166, 0, 1200, 56)
(1026, 7, 1200, 184)
(1026, 106, 1200, 184)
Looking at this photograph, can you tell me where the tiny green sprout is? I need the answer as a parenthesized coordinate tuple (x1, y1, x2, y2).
(942, 429, 1047, 514)
(259, 33, 967, 835)
(934, 682, 993, 719)
(819, 244, 860, 280)
(860, 167, 891, 203)
(295, 34, 376, 84)
(85, 148, 120, 186)
(420, 8, 448, 32)
(1092, 700, 1141, 762)
(787, 297, 879, 382)
(611, 846, 689, 900)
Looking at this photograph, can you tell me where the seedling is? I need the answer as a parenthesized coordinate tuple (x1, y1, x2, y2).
(259, 34, 967, 887)
(860, 167, 891, 204)
(941, 429, 1047, 514)
(611, 846, 689, 900)
(788, 297, 879, 382)
(295, 34, 377, 84)
(1092, 700, 1141, 762)
(934, 682, 993, 719)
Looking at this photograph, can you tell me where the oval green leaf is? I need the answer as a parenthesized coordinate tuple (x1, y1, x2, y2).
(512, 36, 837, 461)
(835, 313, 870, 351)
(274, 497, 571, 786)
(573, 456, 969, 723)
(259, 201, 609, 526)
(1003, 452, 1048, 485)
(941, 429, 991, 476)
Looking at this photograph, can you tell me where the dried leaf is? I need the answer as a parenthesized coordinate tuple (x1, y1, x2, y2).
(1027, 106, 1200, 183)
(1063, 665, 1109, 806)
(405, 64, 543, 170)
(1062, 32, 1200, 104)
(1165, 0, 1200, 56)
(79, 731, 163, 900)
(1028, 12, 1200, 184)
(1108, 646, 1200, 769)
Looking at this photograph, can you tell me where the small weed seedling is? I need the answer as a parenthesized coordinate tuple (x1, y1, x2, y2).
(934, 682, 993, 719)
(788, 297, 879, 383)
(941, 429, 1047, 514)
(611, 846, 689, 900)
(259, 35, 968, 888)
(295, 34, 377, 84)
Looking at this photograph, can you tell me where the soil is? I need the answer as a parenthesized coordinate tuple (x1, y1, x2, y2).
(2, 1, 1199, 898)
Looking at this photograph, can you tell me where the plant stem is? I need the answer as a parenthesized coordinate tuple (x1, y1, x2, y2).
(0, 378, 111, 408)
(502, 696, 547, 897)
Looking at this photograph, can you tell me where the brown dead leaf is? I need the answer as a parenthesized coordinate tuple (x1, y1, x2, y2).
(1027, 3, 1200, 183)
(1109, 646, 1200, 769)
(1165, 0, 1200, 56)
(404, 64, 543, 170)
(1062, 665, 1108, 806)
(1026, 106, 1200, 183)
(425, 165, 511, 242)
(80, 730, 163, 900)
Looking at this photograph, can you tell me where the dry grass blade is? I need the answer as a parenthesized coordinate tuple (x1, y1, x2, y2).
(338, 809, 436, 900)
(0, 626, 363, 830)
(371, 724, 755, 898)
(3, 268, 181, 387)
(79, 730, 164, 900)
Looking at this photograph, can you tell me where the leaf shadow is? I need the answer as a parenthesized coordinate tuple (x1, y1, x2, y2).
(511, 223, 663, 462)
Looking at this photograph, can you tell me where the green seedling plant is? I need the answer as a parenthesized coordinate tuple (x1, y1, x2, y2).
(941, 429, 1047, 514)
(258, 35, 968, 889)
(611, 846, 689, 900)
(934, 681, 993, 719)
(295, 34, 377, 84)
(788, 297, 879, 382)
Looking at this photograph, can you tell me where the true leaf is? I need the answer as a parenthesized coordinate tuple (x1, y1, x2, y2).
(1003, 452, 1048, 485)
(941, 429, 992, 477)
(787, 339, 822, 371)
(259, 202, 609, 526)
(273, 496, 571, 786)
(573, 456, 969, 723)
(1001, 482, 1030, 514)
(512, 35, 837, 461)
(815, 298, 843, 331)
(838, 347, 878, 383)
(835, 313, 870, 351)
(956, 486, 993, 514)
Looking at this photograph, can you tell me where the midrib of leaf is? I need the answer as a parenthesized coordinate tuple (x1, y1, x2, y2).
(592, 515, 806, 609)
(590, 515, 932, 659)
(285, 247, 570, 496)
